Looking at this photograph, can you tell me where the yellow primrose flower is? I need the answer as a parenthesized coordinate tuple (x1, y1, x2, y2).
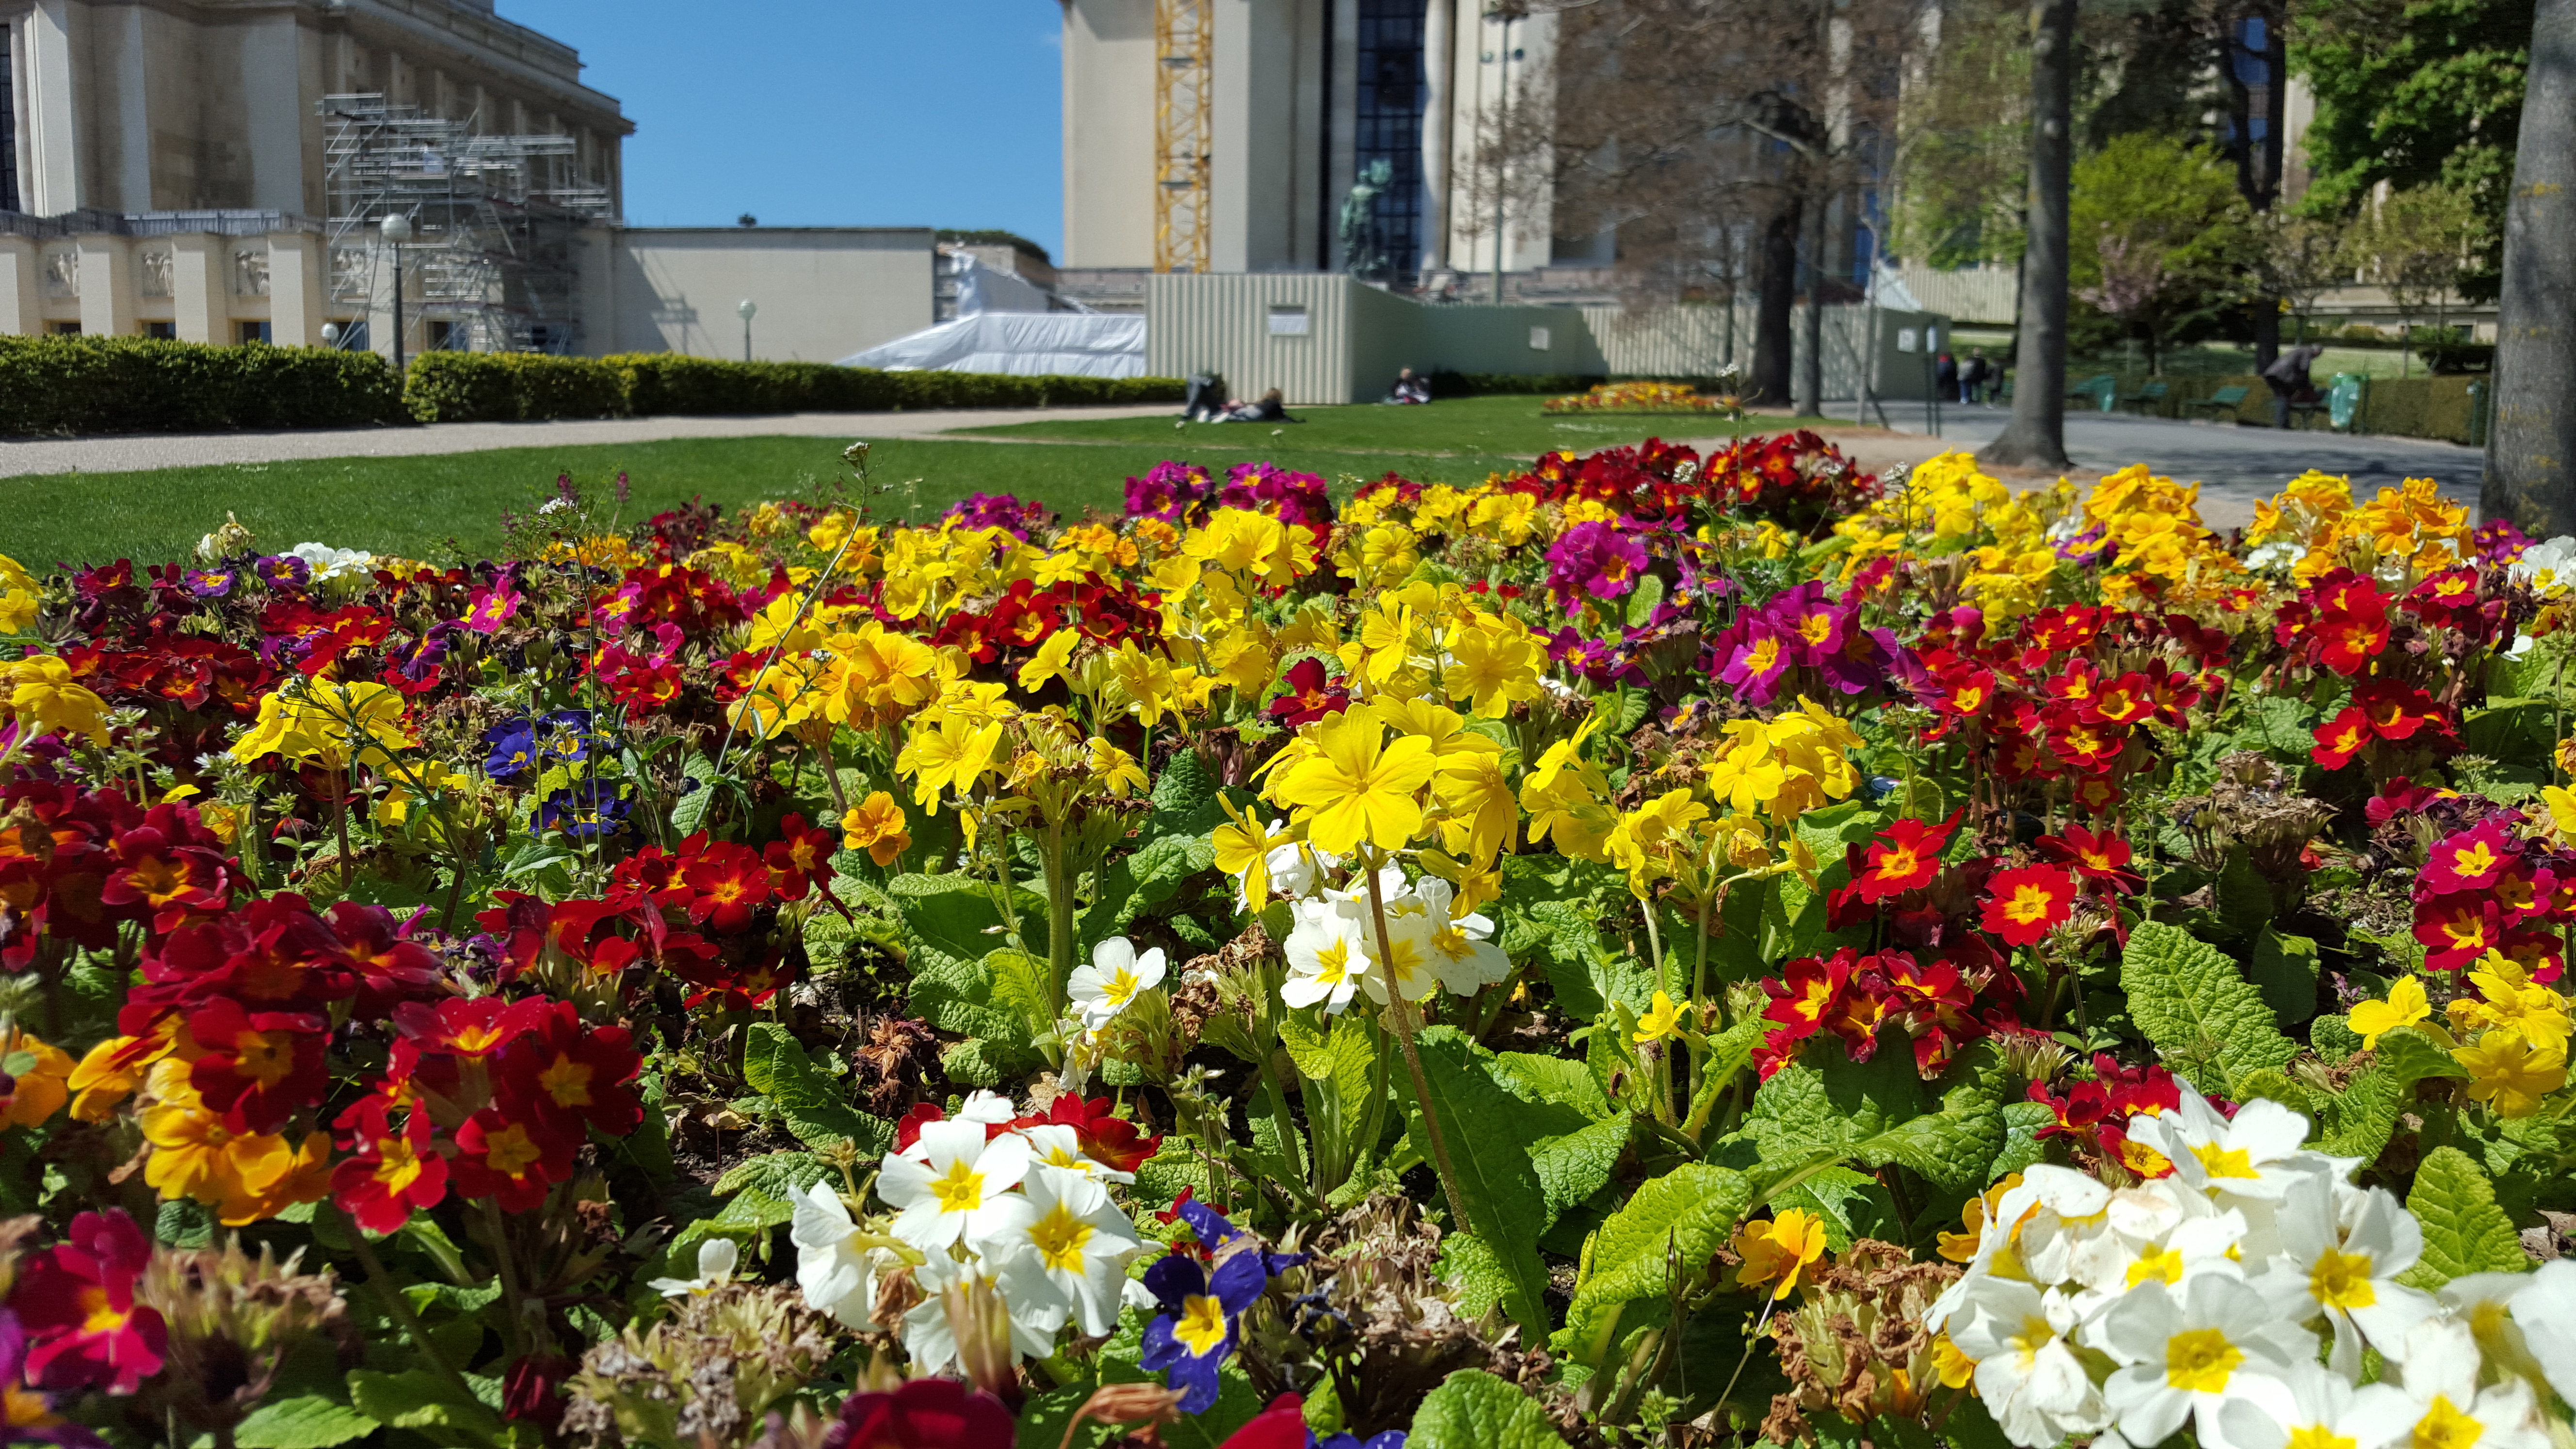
(896, 716, 1005, 811)
(2349, 976, 2431, 1048)
(1015, 630, 1082, 695)
(1431, 748, 1519, 870)
(1441, 612, 1545, 719)
(0, 553, 37, 632)
(5, 653, 110, 742)
(1086, 737, 1149, 797)
(1605, 788, 1710, 895)
(2447, 954, 2572, 1055)
(1212, 798, 1292, 912)
(1732, 1209, 1828, 1301)
(229, 679, 412, 770)
(1270, 709, 1436, 855)
(2451, 1030, 2568, 1118)
(840, 791, 912, 867)
(1633, 991, 1689, 1045)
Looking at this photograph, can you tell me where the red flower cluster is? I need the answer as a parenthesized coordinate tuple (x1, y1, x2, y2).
(10, 1208, 167, 1395)
(2027, 1054, 2188, 1178)
(892, 1093, 1163, 1176)
(2311, 677, 2453, 770)
(1756, 945, 2024, 1080)
(1911, 604, 2223, 815)
(2409, 813, 2573, 976)
(594, 561, 747, 638)
(480, 819, 839, 1010)
(930, 576, 1164, 662)
(0, 782, 245, 968)
(334, 997, 643, 1227)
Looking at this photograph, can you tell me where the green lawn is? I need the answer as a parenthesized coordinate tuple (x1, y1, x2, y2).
(957, 391, 1808, 456)
(7, 397, 1843, 569)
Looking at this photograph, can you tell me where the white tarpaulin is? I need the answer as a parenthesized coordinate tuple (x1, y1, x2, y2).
(837, 312, 1146, 378)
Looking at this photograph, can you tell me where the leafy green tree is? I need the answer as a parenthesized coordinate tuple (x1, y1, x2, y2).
(2068, 134, 2257, 373)
(2291, 0, 2534, 298)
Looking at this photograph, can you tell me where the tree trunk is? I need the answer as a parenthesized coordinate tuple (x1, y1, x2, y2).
(1980, 0, 2077, 470)
(1794, 178, 1828, 419)
(2485, 0, 2576, 533)
(1750, 197, 1802, 406)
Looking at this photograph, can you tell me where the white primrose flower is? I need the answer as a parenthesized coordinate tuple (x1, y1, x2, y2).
(2125, 1086, 2346, 1204)
(647, 1237, 738, 1299)
(2392, 1316, 2552, 1449)
(2217, 1359, 2413, 1449)
(2247, 541, 2309, 573)
(1414, 876, 1511, 995)
(290, 542, 375, 581)
(2068, 1177, 2249, 1303)
(900, 1245, 1069, 1375)
(954, 1089, 1019, 1130)
(1004, 1165, 1147, 1337)
(1016, 1122, 1134, 1184)
(2512, 1258, 2576, 1408)
(2511, 535, 2576, 592)
(1942, 1277, 2113, 1448)
(1067, 936, 1165, 1033)
(1969, 1165, 2116, 1290)
(1282, 896, 1372, 1014)
(792, 1179, 894, 1330)
(2252, 1174, 2437, 1376)
(2092, 1273, 2314, 1449)
(878, 1119, 1035, 1252)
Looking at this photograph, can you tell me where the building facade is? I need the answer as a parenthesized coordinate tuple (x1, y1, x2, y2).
(1060, 0, 1573, 288)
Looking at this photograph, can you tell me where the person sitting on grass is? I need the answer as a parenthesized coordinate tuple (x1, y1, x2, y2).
(1214, 387, 1299, 423)
(1384, 368, 1432, 404)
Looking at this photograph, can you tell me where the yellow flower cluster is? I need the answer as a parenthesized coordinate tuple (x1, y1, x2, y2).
(229, 679, 415, 770)
(2083, 465, 2242, 605)
(2246, 472, 2470, 583)
(0, 553, 36, 633)
(1541, 380, 1731, 414)
(1830, 452, 2076, 622)
(3, 652, 109, 744)
(1342, 478, 1541, 549)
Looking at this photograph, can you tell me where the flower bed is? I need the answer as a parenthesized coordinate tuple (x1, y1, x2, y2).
(0, 434, 2573, 1449)
(1541, 380, 1740, 415)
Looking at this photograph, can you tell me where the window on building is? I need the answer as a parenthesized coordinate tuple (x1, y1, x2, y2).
(0, 39, 19, 213)
(48, 322, 80, 336)
(336, 320, 371, 352)
(1352, 0, 1426, 285)
(145, 322, 177, 339)
(239, 321, 272, 345)
(426, 319, 456, 351)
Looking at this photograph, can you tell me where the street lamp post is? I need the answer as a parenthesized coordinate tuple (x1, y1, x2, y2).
(739, 299, 758, 363)
(382, 214, 414, 377)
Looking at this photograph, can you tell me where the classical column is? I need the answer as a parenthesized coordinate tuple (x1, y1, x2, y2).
(75, 234, 136, 337)
(0, 240, 40, 337)
(266, 230, 326, 347)
(1420, 0, 1453, 275)
(169, 234, 229, 344)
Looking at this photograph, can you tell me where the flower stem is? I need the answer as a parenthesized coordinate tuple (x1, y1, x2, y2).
(1363, 860, 1474, 1234)
(335, 1206, 478, 1406)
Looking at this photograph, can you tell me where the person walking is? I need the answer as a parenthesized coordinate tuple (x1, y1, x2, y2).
(2263, 343, 2325, 428)
(1961, 350, 1992, 405)
(1935, 351, 1962, 404)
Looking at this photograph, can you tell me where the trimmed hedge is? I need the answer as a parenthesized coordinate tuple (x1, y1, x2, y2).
(2084, 370, 2489, 445)
(403, 352, 629, 424)
(0, 335, 408, 437)
(407, 351, 1188, 423)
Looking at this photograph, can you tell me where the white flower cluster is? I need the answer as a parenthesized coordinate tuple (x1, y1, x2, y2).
(2511, 536, 2576, 594)
(1261, 843, 1508, 1014)
(790, 1089, 1149, 1375)
(291, 541, 376, 581)
(1928, 1085, 2576, 1449)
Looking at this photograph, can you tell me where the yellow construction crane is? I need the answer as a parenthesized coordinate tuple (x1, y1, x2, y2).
(1153, 0, 1212, 273)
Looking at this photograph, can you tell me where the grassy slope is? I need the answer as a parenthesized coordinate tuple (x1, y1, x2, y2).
(2, 396, 1849, 569)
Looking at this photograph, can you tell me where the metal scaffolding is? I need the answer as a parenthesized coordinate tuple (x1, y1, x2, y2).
(320, 94, 615, 354)
(1152, 0, 1212, 274)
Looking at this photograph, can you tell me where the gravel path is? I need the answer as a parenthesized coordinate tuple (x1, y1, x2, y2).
(0, 405, 1184, 479)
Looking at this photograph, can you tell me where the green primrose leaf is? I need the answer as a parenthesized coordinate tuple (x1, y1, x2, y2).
(2117, 920, 2299, 1096)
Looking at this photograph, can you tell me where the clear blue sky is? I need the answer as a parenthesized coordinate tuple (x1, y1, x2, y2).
(500, 1, 1067, 258)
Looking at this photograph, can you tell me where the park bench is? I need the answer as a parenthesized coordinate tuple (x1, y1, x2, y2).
(2181, 385, 2250, 422)
(2118, 379, 2170, 415)
(2066, 374, 2118, 413)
